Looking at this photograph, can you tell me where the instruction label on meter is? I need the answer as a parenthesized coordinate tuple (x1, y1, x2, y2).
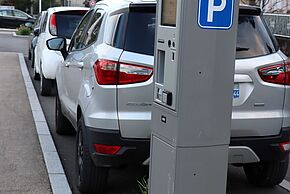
(198, 0, 235, 30)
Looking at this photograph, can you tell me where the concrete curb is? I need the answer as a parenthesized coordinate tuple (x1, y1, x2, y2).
(0, 31, 32, 38)
(18, 53, 72, 194)
(0, 28, 17, 32)
(12, 32, 32, 38)
(0, 31, 13, 35)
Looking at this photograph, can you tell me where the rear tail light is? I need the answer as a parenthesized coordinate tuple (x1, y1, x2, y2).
(258, 62, 290, 85)
(279, 141, 290, 152)
(49, 13, 57, 36)
(93, 59, 153, 85)
(94, 144, 121, 155)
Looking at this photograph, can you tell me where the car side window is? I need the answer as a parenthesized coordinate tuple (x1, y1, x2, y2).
(69, 10, 94, 52)
(82, 10, 104, 47)
(0, 10, 13, 17)
(14, 10, 28, 18)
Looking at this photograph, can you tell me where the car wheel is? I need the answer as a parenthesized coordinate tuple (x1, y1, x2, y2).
(55, 91, 74, 135)
(243, 156, 289, 187)
(40, 67, 52, 96)
(33, 66, 40, 80)
(76, 115, 108, 194)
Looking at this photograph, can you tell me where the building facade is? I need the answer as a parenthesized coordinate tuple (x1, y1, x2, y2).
(63, 0, 83, 6)
(241, 0, 290, 13)
(63, 0, 98, 7)
(263, 0, 288, 13)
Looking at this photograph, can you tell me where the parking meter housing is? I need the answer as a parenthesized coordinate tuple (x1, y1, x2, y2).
(149, 0, 239, 193)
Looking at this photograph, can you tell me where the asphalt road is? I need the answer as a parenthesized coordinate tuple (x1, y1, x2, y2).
(0, 33, 29, 56)
(25, 59, 148, 194)
(25, 59, 290, 194)
(0, 32, 289, 194)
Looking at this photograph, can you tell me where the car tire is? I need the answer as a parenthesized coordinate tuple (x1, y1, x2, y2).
(55, 91, 74, 135)
(243, 156, 289, 187)
(40, 68, 52, 96)
(33, 66, 40, 80)
(31, 50, 35, 68)
(28, 49, 31, 60)
(76, 115, 109, 194)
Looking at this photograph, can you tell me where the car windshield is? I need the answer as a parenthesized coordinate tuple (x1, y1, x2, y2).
(55, 10, 87, 39)
(236, 15, 278, 59)
(14, 10, 28, 18)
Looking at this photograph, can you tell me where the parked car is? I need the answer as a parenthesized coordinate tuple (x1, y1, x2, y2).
(47, 1, 290, 193)
(33, 7, 89, 96)
(29, 11, 47, 68)
(0, 8, 35, 29)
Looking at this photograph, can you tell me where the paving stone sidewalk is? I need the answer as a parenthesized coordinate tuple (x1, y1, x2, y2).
(0, 52, 51, 194)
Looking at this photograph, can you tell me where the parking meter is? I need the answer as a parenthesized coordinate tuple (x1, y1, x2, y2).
(149, 0, 239, 193)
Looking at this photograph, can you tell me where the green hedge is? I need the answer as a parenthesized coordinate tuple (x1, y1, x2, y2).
(16, 25, 32, 36)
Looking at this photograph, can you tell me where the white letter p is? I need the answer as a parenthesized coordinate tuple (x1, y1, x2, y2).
(207, 0, 226, 22)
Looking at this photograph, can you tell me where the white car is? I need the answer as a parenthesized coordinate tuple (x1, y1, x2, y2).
(34, 7, 88, 96)
(47, 2, 290, 193)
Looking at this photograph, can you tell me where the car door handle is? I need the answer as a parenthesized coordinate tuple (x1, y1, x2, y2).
(75, 61, 84, 69)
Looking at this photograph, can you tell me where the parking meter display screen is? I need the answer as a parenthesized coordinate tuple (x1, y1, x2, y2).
(161, 0, 176, 26)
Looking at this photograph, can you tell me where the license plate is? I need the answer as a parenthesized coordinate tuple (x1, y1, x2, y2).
(233, 84, 240, 99)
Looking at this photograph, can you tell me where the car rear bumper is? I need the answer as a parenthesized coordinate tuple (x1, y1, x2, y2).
(229, 127, 290, 163)
(85, 126, 290, 167)
(85, 126, 150, 168)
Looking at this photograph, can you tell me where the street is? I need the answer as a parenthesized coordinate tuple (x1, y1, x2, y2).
(1, 32, 290, 193)
(25, 57, 290, 194)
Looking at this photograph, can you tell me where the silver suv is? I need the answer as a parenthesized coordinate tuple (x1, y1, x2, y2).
(47, 1, 290, 193)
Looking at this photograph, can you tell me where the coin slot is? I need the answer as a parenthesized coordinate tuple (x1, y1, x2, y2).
(157, 50, 165, 84)
(168, 40, 171, 47)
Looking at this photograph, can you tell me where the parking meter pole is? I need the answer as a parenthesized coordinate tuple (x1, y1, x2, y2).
(149, 0, 239, 193)
(39, 0, 41, 13)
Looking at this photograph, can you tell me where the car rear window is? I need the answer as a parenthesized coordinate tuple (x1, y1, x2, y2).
(236, 15, 278, 59)
(55, 10, 87, 39)
(113, 11, 155, 56)
(124, 12, 155, 55)
(114, 9, 278, 59)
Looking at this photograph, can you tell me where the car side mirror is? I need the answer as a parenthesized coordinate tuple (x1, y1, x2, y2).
(33, 28, 40, 36)
(47, 37, 68, 59)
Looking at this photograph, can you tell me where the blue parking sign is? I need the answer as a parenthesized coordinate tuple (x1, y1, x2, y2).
(198, 0, 235, 30)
